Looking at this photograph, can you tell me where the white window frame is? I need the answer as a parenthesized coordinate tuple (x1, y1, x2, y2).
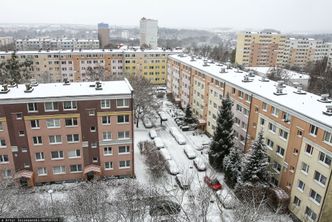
(314, 171, 327, 186)
(0, 155, 9, 163)
(49, 135, 62, 144)
(279, 129, 288, 140)
(119, 160, 130, 169)
(32, 136, 43, 145)
(319, 151, 331, 166)
(119, 146, 130, 154)
(52, 166, 65, 175)
(0, 139, 6, 148)
(100, 99, 110, 109)
(65, 118, 78, 127)
(67, 134, 79, 143)
(51, 150, 64, 160)
(309, 189, 322, 204)
(104, 161, 113, 170)
(31, 120, 40, 129)
(266, 138, 274, 149)
(103, 132, 112, 141)
(63, 101, 77, 110)
(117, 115, 129, 124)
(35, 152, 45, 161)
(37, 167, 47, 176)
(293, 196, 301, 207)
(0, 122, 3, 131)
(27, 103, 38, 112)
(104, 147, 112, 156)
(297, 180, 305, 192)
(309, 124, 318, 136)
(116, 99, 129, 108)
(323, 131, 332, 144)
(44, 102, 59, 112)
(68, 149, 81, 159)
(70, 164, 82, 173)
(102, 116, 111, 125)
(46, 119, 61, 128)
(268, 123, 276, 133)
(276, 145, 285, 157)
(118, 131, 130, 140)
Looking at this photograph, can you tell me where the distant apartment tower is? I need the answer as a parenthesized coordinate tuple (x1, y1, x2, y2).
(0, 80, 134, 186)
(235, 32, 286, 67)
(0, 37, 14, 48)
(140, 17, 158, 49)
(98, 23, 110, 49)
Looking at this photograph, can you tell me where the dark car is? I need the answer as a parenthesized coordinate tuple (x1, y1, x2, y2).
(149, 200, 181, 217)
(204, 176, 222, 191)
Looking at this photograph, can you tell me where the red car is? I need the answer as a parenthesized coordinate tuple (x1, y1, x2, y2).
(204, 176, 222, 191)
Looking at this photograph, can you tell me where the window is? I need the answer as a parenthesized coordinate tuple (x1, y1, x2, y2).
(282, 112, 291, 122)
(51, 151, 64, 159)
(260, 118, 265, 126)
(44, 102, 59, 111)
(268, 123, 276, 133)
(116, 99, 129, 108)
(27, 103, 38, 112)
(276, 146, 285, 157)
(65, 118, 78, 126)
(103, 132, 112, 141)
(37, 167, 47, 176)
(46, 119, 60, 128)
(49, 135, 62, 144)
(105, 161, 113, 170)
(52, 166, 65, 175)
(119, 160, 130, 168)
(119, 146, 130, 154)
(88, 110, 95, 116)
(2, 169, 11, 178)
(16, 113, 22, 120)
(0, 122, 3, 131)
(92, 157, 98, 163)
(273, 161, 282, 173)
(243, 108, 249, 116)
(102, 116, 111, 125)
(309, 189, 322, 204)
(68, 149, 81, 158)
(117, 115, 129, 123)
(33, 136, 42, 145)
(63, 101, 77, 110)
(297, 129, 303, 137)
(266, 139, 274, 149)
(271, 106, 280, 117)
(31, 120, 40, 128)
(70, 164, 82, 173)
(301, 162, 309, 174)
(67, 134, 79, 143)
(279, 129, 288, 140)
(305, 207, 317, 221)
(0, 155, 9, 163)
(319, 151, 331, 166)
(323, 131, 332, 144)
(297, 180, 305, 191)
(305, 144, 314, 155)
(104, 147, 112, 155)
(90, 126, 96, 132)
(314, 171, 327, 186)
(19, 131, 25, 136)
(0, 139, 6, 147)
(236, 104, 242, 112)
(100, 99, 110, 109)
(35, 152, 45, 161)
(262, 102, 267, 111)
(234, 117, 240, 125)
(309, 124, 318, 136)
(293, 196, 301, 207)
(118, 131, 130, 139)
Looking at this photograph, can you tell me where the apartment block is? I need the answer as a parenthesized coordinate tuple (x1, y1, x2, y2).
(167, 54, 332, 222)
(0, 49, 179, 85)
(98, 23, 110, 49)
(140, 17, 158, 49)
(0, 36, 14, 47)
(0, 80, 134, 186)
(15, 38, 99, 51)
(235, 32, 286, 67)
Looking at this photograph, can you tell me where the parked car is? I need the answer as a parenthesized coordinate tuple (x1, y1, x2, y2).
(193, 157, 206, 171)
(158, 111, 168, 121)
(143, 117, 153, 128)
(183, 146, 196, 159)
(166, 160, 179, 175)
(175, 174, 190, 190)
(149, 129, 157, 139)
(154, 137, 165, 149)
(181, 125, 190, 131)
(169, 127, 186, 145)
(204, 176, 222, 191)
(159, 148, 172, 160)
(149, 200, 181, 217)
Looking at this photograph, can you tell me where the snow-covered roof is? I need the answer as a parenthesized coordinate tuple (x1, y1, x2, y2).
(169, 55, 332, 130)
(248, 67, 310, 80)
(0, 80, 132, 104)
(0, 48, 182, 55)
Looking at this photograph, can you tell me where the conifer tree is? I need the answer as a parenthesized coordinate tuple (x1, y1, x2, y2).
(184, 104, 196, 124)
(241, 132, 269, 184)
(223, 146, 242, 188)
(208, 96, 234, 171)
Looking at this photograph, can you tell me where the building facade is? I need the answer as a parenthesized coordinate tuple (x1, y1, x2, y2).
(15, 38, 99, 51)
(167, 54, 332, 222)
(235, 32, 332, 69)
(0, 49, 180, 85)
(0, 80, 134, 186)
(98, 23, 110, 49)
(140, 17, 158, 49)
(0, 37, 14, 47)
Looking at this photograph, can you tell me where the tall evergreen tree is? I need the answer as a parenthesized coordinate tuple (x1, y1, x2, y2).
(223, 146, 242, 188)
(184, 104, 196, 124)
(241, 132, 269, 184)
(208, 96, 234, 171)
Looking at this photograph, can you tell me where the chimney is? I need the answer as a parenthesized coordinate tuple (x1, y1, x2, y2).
(24, 83, 34, 93)
(293, 86, 306, 95)
(30, 79, 38, 87)
(220, 68, 226, 73)
(0, 84, 10, 94)
(203, 61, 209, 67)
(323, 105, 332, 116)
(274, 86, 287, 96)
(95, 81, 102, 90)
(190, 56, 196, 62)
(63, 78, 70, 85)
(277, 80, 285, 88)
(242, 75, 253, 83)
(318, 94, 331, 103)
(248, 71, 255, 77)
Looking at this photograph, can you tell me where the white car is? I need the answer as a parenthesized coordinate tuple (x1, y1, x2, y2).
(169, 127, 186, 145)
(149, 129, 157, 139)
(166, 160, 180, 175)
(193, 157, 206, 171)
(160, 148, 172, 160)
(154, 137, 165, 149)
(183, 146, 196, 159)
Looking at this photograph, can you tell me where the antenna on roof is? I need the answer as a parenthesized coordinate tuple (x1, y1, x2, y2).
(63, 78, 70, 85)
(274, 86, 287, 96)
(293, 86, 306, 95)
(242, 75, 253, 83)
(24, 83, 34, 93)
(95, 81, 102, 90)
(0, 84, 10, 94)
(317, 94, 331, 103)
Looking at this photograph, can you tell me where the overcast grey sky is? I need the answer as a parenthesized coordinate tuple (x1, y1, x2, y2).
(1, 0, 331, 32)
